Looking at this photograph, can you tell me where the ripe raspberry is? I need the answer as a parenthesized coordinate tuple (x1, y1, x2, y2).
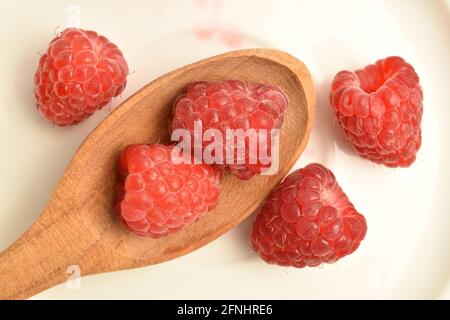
(170, 80, 288, 179)
(330, 56, 423, 167)
(115, 144, 222, 237)
(34, 28, 128, 126)
(250, 163, 367, 268)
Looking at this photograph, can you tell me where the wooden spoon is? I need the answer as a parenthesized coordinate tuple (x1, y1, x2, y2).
(0, 49, 315, 299)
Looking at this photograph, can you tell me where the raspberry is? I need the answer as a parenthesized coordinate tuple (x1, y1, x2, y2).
(170, 80, 288, 179)
(115, 144, 222, 237)
(250, 163, 367, 268)
(34, 28, 128, 126)
(330, 56, 423, 167)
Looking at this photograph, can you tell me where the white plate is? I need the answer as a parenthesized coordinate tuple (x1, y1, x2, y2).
(0, 0, 448, 299)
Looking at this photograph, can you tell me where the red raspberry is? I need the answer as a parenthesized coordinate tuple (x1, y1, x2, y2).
(330, 56, 423, 167)
(170, 80, 288, 179)
(34, 28, 128, 126)
(115, 144, 222, 237)
(250, 163, 367, 268)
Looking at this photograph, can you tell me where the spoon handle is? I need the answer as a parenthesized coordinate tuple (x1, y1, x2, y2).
(0, 202, 108, 299)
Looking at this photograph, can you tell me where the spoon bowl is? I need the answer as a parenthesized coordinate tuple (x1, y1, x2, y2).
(0, 49, 315, 299)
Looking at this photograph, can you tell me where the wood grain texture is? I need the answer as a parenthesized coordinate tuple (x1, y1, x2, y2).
(0, 49, 315, 299)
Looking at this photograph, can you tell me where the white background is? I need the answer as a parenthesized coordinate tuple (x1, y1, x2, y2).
(0, 0, 449, 299)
